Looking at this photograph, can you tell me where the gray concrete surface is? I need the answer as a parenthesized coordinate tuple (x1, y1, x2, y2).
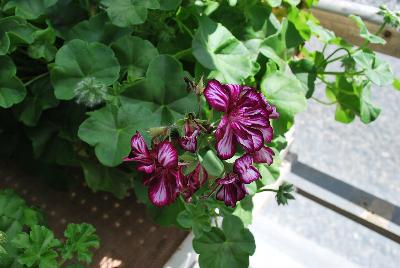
(254, 25, 400, 267)
(349, 0, 399, 9)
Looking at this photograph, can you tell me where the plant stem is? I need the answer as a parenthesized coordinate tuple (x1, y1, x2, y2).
(318, 70, 364, 76)
(23, 72, 49, 87)
(355, 22, 387, 52)
(173, 48, 192, 59)
(311, 97, 337, 105)
(174, 18, 194, 38)
(324, 47, 352, 65)
(257, 188, 278, 193)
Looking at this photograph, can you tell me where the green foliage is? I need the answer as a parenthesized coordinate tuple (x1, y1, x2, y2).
(193, 215, 256, 268)
(349, 15, 386, 45)
(192, 16, 255, 83)
(0, 189, 99, 268)
(0, 56, 26, 108)
(12, 225, 62, 268)
(275, 182, 295, 205)
(50, 39, 120, 100)
(177, 203, 212, 237)
(61, 223, 100, 264)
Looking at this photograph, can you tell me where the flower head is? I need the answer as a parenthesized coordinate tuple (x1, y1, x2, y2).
(215, 173, 247, 207)
(179, 120, 200, 153)
(124, 132, 183, 207)
(233, 154, 260, 184)
(181, 163, 208, 200)
(204, 80, 278, 160)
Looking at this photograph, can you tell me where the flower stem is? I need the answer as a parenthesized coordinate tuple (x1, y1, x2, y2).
(173, 48, 192, 60)
(311, 97, 337, 105)
(318, 70, 364, 76)
(23, 72, 49, 87)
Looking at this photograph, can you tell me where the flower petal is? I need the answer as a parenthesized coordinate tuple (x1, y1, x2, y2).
(156, 141, 178, 168)
(215, 116, 236, 160)
(224, 84, 242, 104)
(259, 124, 274, 144)
(253, 146, 275, 165)
(179, 129, 199, 153)
(147, 174, 174, 207)
(204, 80, 230, 112)
(124, 132, 155, 173)
(234, 154, 261, 183)
(216, 173, 247, 207)
(231, 123, 263, 153)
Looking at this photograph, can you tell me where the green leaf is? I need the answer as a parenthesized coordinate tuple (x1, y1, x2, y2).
(27, 26, 57, 61)
(62, 223, 100, 264)
(0, 231, 6, 255)
(111, 35, 159, 81)
(65, 12, 132, 45)
(232, 196, 253, 227)
(100, 0, 160, 27)
(80, 160, 132, 198)
(349, 15, 386, 44)
(50, 39, 120, 100)
(148, 197, 185, 226)
(393, 78, 400, 91)
(266, 0, 282, 7)
(199, 150, 224, 177)
(0, 16, 37, 54)
(284, 0, 301, 6)
(14, 77, 59, 126)
(3, 0, 58, 20)
(261, 71, 307, 118)
(78, 102, 159, 167)
(353, 50, 393, 86)
(193, 215, 256, 268)
(289, 59, 317, 98)
(275, 182, 295, 205)
(359, 86, 381, 124)
(177, 204, 212, 237)
(12, 225, 61, 268)
(0, 55, 26, 108)
(260, 19, 303, 61)
(335, 104, 355, 124)
(158, 0, 182, 10)
(307, 20, 336, 43)
(192, 16, 254, 83)
(122, 55, 197, 125)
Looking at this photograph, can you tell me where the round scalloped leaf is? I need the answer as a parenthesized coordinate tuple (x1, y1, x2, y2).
(193, 215, 255, 268)
(0, 56, 26, 108)
(100, 0, 160, 27)
(3, 0, 58, 20)
(111, 35, 158, 81)
(192, 16, 254, 84)
(50, 39, 120, 100)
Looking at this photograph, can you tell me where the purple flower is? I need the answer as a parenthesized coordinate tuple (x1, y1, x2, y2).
(182, 163, 208, 200)
(233, 154, 261, 183)
(179, 120, 199, 153)
(204, 80, 278, 160)
(124, 132, 183, 207)
(216, 173, 247, 207)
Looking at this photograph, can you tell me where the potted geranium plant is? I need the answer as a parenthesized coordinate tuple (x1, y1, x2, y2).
(1, 0, 399, 267)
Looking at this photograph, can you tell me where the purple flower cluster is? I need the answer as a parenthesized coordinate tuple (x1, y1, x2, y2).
(125, 79, 278, 208)
(124, 132, 207, 206)
(204, 80, 278, 207)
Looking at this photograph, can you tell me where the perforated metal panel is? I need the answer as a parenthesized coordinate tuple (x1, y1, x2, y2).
(0, 162, 188, 268)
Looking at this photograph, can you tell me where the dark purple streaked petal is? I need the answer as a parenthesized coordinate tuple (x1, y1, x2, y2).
(179, 129, 199, 153)
(156, 141, 178, 168)
(124, 132, 155, 173)
(147, 174, 174, 207)
(259, 124, 274, 144)
(253, 146, 275, 165)
(231, 123, 263, 153)
(215, 116, 236, 160)
(233, 154, 261, 183)
(216, 173, 247, 207)
(224, 84, 242, 104)
(204, 80, 230, 112)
